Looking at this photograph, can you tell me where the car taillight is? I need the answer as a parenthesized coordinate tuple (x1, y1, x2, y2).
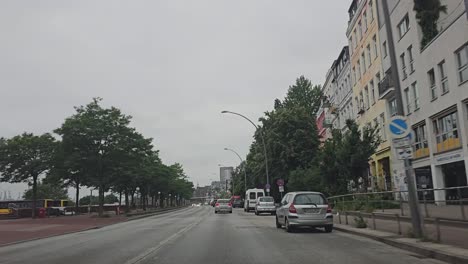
(289, 203, 297, 213)
(228, 203, 232, 207)
(326, 204, 332, 213)
(215, 203, 219, 206)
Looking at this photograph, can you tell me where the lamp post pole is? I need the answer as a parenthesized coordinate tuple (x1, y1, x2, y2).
(221, 110, 270, 195)
(224, 147, 248, 196)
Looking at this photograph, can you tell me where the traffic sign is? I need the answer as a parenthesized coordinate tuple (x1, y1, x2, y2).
(389, 116, 410, 139)
(279, 186, 284, 192)
(392, 136, 411, 148)
(276, 179, 285, 186)
(396, 146, 413, 160)
(265, 183, 271, 189)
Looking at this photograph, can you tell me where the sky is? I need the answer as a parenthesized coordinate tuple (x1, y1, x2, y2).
(0, 0, 350, 199)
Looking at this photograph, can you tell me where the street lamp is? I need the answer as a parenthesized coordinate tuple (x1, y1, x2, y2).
(224, 147, 247, 196)
(158, 191, 161, 208)
(221, 110, 270, 195)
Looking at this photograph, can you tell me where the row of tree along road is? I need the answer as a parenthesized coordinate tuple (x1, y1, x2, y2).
(0, 98, 193, 217)
(230, 76, 381, 201)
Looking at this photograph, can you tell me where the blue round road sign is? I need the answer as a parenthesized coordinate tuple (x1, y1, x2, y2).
(389, 116, 410, 139)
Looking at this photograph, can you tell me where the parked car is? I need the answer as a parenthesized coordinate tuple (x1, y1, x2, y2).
(255, 196, 276, 215)
(231, 197, 243, 208)
(275, 192, 333, 233)
(214, 199, 232, 214)
(244, 188, 265, 212)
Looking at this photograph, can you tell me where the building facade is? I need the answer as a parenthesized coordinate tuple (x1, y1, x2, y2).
(219, 166, 233, 192)
(377, 0, 468, 201)
(347, 0, 391, 191)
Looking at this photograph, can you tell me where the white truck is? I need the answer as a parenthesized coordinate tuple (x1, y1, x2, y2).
(244, 188, 265, 212)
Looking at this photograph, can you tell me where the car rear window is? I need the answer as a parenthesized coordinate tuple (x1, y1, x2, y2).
(249, 193, 256, 199)
(260, 197, 274, 202)
(293, 194, 327, 205)
(218, 199, 230, 204)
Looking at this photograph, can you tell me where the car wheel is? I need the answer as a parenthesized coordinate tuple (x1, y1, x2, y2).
(255, 210, 259, 216)
(275, 216, 282, 228)
(325, 225, 333, 233)
(215, 211, 218, 214)
(230, 211, 232, 214)
(285, 218, 293, 233)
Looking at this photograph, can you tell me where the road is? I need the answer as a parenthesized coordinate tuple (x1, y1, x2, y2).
(0, 206, 447, 264)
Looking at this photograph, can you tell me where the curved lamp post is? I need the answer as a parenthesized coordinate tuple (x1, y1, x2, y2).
(224, 147, 247, 195)
(221, 110, 270, 195)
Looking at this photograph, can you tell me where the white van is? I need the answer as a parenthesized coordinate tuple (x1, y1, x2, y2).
(244, 188, 265, 212)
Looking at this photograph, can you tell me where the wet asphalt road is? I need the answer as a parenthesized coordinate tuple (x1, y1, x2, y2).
(0, 206, 447, 264)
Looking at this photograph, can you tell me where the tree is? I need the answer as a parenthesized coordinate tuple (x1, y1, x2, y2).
(414, 0, 447, 47)
(55, 98, 138, 216)
(282, 75, 322, 116)
(79, 195, 98, 205)
(104, 194, 119, 204)
(23, 182, 69, 200)
(0, 133, 57, 218)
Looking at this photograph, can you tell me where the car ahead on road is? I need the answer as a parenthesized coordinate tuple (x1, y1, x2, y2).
(214, 199, 232, 214)
(244, 188, 265, 212)
(275, 192, 333, 233)
(231, 197, 243, 208)
(210, 199, 217, 207)
(255, 196, 276, 215)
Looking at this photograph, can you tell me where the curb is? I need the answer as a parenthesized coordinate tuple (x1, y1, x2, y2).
(335, 226, 468, 264)
(0, 206, 188, 248)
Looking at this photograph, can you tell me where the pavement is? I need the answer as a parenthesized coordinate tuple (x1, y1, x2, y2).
(0, 206, 457, 264)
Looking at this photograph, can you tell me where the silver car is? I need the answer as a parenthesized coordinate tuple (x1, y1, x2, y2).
(255, 196, 276, 215)
(214, 199, 232, 214)
(275, 192, 333, 233)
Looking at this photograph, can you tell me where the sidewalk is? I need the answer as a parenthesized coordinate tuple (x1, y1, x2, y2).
(334, 223, 468, 264)
(0, 214, 128, 246)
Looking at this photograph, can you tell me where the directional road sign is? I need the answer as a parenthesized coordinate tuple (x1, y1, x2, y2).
(389, 116, 410, 139)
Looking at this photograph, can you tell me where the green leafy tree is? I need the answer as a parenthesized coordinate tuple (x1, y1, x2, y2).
(23, 182, 69, 200)
(104, 194, 119, 204)
(414, 0, 447, 47)
(79, 195, 98, 205)
(0, 133, 57, 218)
(282, 75, 322, 115)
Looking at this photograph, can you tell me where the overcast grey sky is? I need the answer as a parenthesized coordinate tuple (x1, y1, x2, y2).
(0, 1, 350, 198)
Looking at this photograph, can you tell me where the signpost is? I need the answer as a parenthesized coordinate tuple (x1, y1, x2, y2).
(388, 115, 424, 238)
(276, 179, 285, 199)
(265, 183, 271, 194)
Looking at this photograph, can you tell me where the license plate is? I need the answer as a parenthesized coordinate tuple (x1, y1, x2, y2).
(303, 208, 320, 213)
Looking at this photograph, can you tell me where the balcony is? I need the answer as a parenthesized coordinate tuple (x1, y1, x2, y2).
(378, 75, 395, 100)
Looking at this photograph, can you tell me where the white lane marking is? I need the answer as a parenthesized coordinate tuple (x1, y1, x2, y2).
(124, 207, 207, 264)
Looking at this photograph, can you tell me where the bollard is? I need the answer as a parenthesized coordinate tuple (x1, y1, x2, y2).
(345, 211, 349, 225)
(457, 188, 466, 220)
(435, 218, 441, 242)
(423, 193, 429, 218)
(372, 213, 376, 230)
(396, 214, 401, 235)
(338, 212, 342, 224)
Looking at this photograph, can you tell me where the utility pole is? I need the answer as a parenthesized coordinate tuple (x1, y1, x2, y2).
(381, 0, 424, 238)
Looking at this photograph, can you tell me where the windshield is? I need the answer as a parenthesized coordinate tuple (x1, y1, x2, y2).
(260, 197, 274, 202)
(293, 194, 327, 205)
(249, 193, 256, 200)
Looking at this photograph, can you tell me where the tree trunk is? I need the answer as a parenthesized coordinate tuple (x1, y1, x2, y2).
(75, 181, 80, 216)
(119, 191, 122, 207)
(98, 185, 104, 217)
(124, 190, 130, 213)
(32, 176, 38, 219)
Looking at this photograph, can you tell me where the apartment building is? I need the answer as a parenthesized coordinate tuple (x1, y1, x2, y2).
(377, 0, 468, 202)
(347, 0, 391, 191)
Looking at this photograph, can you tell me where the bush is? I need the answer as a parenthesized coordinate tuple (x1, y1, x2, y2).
(354, 215, 367, 228)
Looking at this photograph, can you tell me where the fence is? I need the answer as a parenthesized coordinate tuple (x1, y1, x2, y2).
(329, 186, 468, 248)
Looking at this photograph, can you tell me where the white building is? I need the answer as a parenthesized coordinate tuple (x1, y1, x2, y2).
(377, 0, 468, 202)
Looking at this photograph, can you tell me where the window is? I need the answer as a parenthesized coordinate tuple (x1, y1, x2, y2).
(372, 35, 378, 59)
(361, 53, 366, 73)
(349, 37, 353, 54)
(428, 69, 437, 100)
(413, 124, 429, 158)
(400, 53, 407, 79)
(355, 97, 359, 113)
(357, 60, 361, 80)
(359, 91, 364, 111)
(358, 21, 362, 40)
(438, 60, 449, 94)
(366, 45, 372, 67)
(382, 41, 388, 58)
(404, 87, 411, 114)
(380, 113, 387, 140)
(353, 30, 357, 49)
(408, 46, 414, 73)
(398, 15, 410, 39)
(456, 43, 468, 83)
(370, 80, 375, 104)
(363, 11, 368, 32)
(369, 0, 374, 22)
(364, 86, 369, 109)
(249, 192, 256, 199)
(411, 82, 419, 110)
(389, 99, 397, 116)
(433, 112, 461, 152)
(293, 193, 327, 205)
